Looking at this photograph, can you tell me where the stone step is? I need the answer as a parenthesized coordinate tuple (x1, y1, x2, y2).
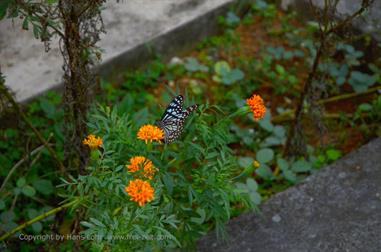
(0, 0, 235, 102)
(198, 138, 381, 252)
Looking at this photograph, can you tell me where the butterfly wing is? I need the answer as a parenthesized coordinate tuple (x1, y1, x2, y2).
(158, 95, 198, 144)
(161, 95, 184, 122)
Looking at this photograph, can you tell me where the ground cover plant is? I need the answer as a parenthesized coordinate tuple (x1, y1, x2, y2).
(0, 0, 380, 251)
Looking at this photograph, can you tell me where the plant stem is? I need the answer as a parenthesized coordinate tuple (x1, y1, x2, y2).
(272, 86, 380, 123)
(0, 83, 66, 175)
(0, 136, 53, 193)
(0, 199, 78, 241)
(317, 86, 380, 105)
(126, 206, 138, 231)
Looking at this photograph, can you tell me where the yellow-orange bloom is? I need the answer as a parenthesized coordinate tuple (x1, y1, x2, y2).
(82, 134, 103, 149)
(246, 94, 266, 121)
(125, 179, 155, 207)
(137, 124, 164, 144)
(126, 156, 156, 179)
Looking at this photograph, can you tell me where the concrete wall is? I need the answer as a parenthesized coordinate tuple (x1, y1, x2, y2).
(0, 0, 236, 102)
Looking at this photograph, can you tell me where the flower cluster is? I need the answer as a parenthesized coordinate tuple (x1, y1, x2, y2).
(246, 94, 266, 121)
(125, 179, 155, 207)
(126, 156, 156, 180)
(137, 124, 164, 144)
(82, 134, 103, 149)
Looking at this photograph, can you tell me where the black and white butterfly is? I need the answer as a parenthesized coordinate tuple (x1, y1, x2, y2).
(156, 95, 198, 144)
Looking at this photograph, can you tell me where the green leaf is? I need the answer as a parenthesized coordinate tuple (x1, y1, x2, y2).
(184, 57, 208, 72)
(230, 69, 244, 81)
(249, 191, 261, 204)
(277, 158, 289, 171)
(291, 160, 311, 172)
(226, 11, 240, 26)
(283, 170, 297, 182)
(190, 208, 206, 224)
(246, 178, 258, 191)
(32, 179, 54, 195)
(255, 164, 273, 179)
(358, 103, 372, 112)
(326, 149, 342, 161)
(32, 222, 43, 233)
(90, 217, 106, 228)
(0, 0, 12, 20)
(214, 61, 231, 75)
(256, 148, 274, 163)
(22, 185, 36, 197)
(275, 64, 285, 75)
(22, 17, 29, 30)
(273, 126, 286, 138)
(349, 71, 376, 92)
(0, 211, 15, 223)
(81, 221, 95, 228)
(27, 209, 39, 219)
(258, 110, 273, 132)
(17, 177, 26, 187)
(238, 156, 254, 168)
(162, 173, 173, 195)
(0, 200, 5, 210)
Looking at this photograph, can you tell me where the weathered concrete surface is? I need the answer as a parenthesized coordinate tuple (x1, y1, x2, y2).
(198, 138, 381, 252)
(281, 0, 381, 42)
(0, 0, 235, 102)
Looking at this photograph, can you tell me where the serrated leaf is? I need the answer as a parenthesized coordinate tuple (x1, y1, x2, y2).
(81, 221, 95, 228)
(162, 174, 173, 195)
(90, 218, 105, 228)
(190, 208, 206, 224)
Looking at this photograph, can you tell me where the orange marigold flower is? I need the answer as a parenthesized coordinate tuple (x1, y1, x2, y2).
(126, 156, 156, 179)
(246, 94, 266, 121)
(82, 134, 103, 149)
(137, 124, 164, 144)
(125, 179, 155, 207)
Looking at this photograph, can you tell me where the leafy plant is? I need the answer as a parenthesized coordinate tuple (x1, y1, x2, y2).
(212, 61, 244, 85)
(184, 57, 208, 73)
(61, 100, 261, 250)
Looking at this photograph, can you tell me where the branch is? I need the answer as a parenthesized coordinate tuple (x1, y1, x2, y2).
(0, 136, 53, 193)
(0, 199, 78, 241)
(272, 85, 380, 123)
(0, 80, 66, 175)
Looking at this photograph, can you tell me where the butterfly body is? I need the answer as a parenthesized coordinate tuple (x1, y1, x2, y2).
(156, 95, 198, 144)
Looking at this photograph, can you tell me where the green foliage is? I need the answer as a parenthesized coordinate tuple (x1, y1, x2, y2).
(348, 71, 376, 93)
(212, 61, 244, 85)
(1, 1, 379, 250)
(184, 57, 208, 73)
(61, 103, 258, 250)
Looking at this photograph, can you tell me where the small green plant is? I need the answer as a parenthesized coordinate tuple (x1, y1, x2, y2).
(184, 57, 208, 73)
(212, 61, 244, 85)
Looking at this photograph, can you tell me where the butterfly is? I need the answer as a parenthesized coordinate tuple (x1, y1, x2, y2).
(156, 95, 198, 144)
